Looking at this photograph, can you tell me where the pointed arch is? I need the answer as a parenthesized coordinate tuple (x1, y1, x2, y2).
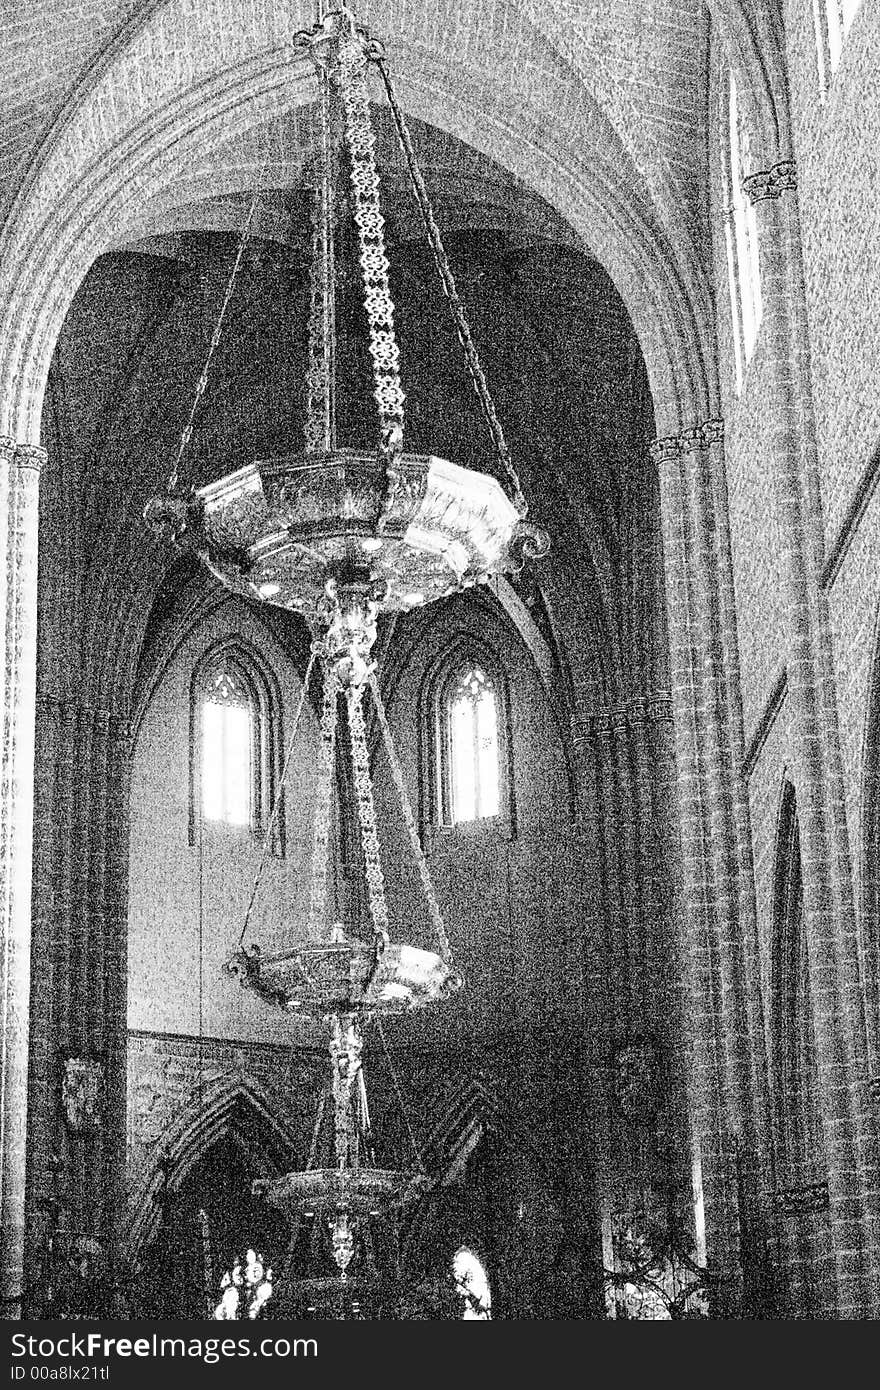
(126, 1070, 302, 1260)
(770, 777, 825, 1182)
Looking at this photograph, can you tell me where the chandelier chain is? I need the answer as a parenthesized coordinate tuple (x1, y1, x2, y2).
(305, 64, 337, 454)
(375, 57, 528, 518)
(238, 648, 317, 947)
(346, 683, 391, 950)
(338, 26, 406, 449)
(368, 673, 454, 968)
(308, 658, 339, 941)
(166, 174, 265, 495)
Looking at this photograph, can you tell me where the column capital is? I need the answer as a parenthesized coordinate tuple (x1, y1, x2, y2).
(0, 437, 47, 471)
(649, 418, 725, 465)
(742, 160, 797, 204)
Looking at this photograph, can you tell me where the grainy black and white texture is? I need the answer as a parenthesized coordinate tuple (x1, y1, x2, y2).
(1, 0, 879, 1321)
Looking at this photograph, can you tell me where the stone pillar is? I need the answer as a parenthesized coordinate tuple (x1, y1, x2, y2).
(25, 696, 132, 1311)
(745, 158, 880, 1316)
(652, 420, 775, 1310)
(0, 437, 44, 1319)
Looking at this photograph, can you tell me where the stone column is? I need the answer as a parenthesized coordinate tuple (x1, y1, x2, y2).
(0, 437, 44, 1319)
(652, 421, 775, 1310)
(25, 695, 132, 1309)
(745, 158, 880, 1315)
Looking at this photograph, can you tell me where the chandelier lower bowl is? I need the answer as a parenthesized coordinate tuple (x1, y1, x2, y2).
(224, 939, 461, 1019)
(252, 1167, 433, 1219)
(148, 449, 547, 618)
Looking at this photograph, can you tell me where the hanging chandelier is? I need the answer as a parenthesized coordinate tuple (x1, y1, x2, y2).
(144, 1, 548, 634)
(144, 0, 548, 1293)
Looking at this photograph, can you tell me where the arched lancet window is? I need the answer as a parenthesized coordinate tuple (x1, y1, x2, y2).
(771, 779, 824, 1181)
(201, 658, 253, 826)
(421, 636, 515, 837)
(189, 640, 284, 849)
(453, 1247, 491, 1320)
(813, 0, 862, 88)
(722, 69, 763, 394)
(446, 665, 500, 823)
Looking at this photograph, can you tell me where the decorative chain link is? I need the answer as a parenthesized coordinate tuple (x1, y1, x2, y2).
(345, 683, 391, 950)
(307, 656, 339, 941)
(376, 57, 528, 517)
(368, 673, 454, 968)
(166, 178, 264, 494)
(238, 649, 317, 947)
(338, 28, 406, 442)
(305, 66, 336, 454)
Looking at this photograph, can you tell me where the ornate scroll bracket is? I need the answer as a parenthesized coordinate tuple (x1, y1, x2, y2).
(649, 418, 725, 466)
(742, 160, 797, 204)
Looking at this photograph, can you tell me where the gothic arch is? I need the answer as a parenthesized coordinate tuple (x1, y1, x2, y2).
(770, 776, 825, 1182)
(0, 3, 722, 458)
(126, 1070, 302, 1260)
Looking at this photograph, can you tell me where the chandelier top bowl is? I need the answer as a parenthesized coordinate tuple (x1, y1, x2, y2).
(176, 447, 543, 624)
(224, 935, 460, 1020)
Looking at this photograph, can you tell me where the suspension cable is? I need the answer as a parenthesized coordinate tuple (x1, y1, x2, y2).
(237, 647, 318, 947)
(165, 167, 267, 495)
(367, 672, 455, 968)
(374, 55, 528, 517)
(376, 1014, 425, 1172)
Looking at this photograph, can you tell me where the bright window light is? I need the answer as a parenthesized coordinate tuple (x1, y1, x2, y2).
(726, 72, 763, 391)
(453, 1247, 491, 1320)
(448, 667, 500, 823)
(201, 665, 252, 825)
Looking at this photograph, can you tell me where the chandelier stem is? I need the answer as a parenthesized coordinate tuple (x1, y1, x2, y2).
(375, 56, 528, 517)
(329, 1013, 362, 1172)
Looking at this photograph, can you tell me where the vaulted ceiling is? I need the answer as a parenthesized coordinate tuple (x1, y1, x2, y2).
(17, 5, 685, 716)
(7, 0, 786, 447)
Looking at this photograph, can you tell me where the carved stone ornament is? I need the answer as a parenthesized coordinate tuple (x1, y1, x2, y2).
(773, 1182, 830, 1217)
(612, 1036, 662, 1126)
(742, 160, 798, 204)
(61, 1056, 104, 1134)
